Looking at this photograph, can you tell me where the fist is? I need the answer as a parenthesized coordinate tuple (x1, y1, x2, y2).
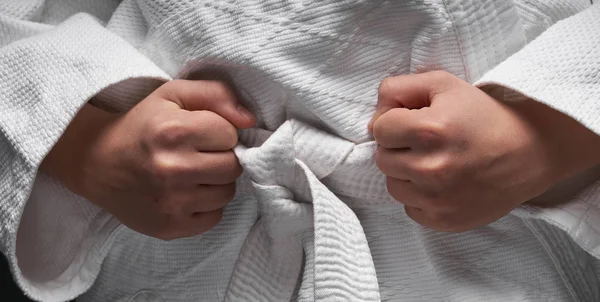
(75, 80, 255, 240)
(369, 71, 600, 232)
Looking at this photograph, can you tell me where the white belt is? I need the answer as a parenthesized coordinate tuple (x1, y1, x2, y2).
(227, 119, 391, 301)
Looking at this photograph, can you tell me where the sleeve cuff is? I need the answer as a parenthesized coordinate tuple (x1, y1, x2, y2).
(0, 13, 169, 301)
(474, 4, 600, 260)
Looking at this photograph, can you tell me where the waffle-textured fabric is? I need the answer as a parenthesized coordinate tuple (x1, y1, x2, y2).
(1, 0, 600, 301)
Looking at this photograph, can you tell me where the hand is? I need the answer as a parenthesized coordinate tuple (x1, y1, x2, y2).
(42, 80, 256, 240)
(369, 71, 600, 232)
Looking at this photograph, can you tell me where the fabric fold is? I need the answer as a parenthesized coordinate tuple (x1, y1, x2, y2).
(475, 4, 600, 260)
(0, 13, 169, 302)
(2, 0, 599, 300)
(231, 120, 380, 301)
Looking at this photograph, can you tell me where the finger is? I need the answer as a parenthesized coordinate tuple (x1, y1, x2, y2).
(404, 206, 431, 227)
(182, 209, 224, 237)
(372, 107, 444, 150)
(371, 108, 413, 149)
(151, 151, 241, 187)
(160, 182, 235, 214)
(386, 176, 427, 208)
(181, 110, 240, 151)
(404, 206, 466, 233)
(376, 147, 415, 180)
(368, 71, 454, 133)
(377, 147, 445, 185)
(192, 151, 243, 185)
(156, 80, 256, 129)
(188, 183, 237, 213)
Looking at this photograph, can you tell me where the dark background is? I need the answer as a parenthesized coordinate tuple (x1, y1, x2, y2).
(1, 254, 34, 301)
(0, 1, 595, 301)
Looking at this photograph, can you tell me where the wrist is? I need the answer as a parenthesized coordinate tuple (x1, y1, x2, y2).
(540, 108, 600, 182)
(40, 103, 117, 198)
(505, 98, 600, 206)
(504, 97, 599, 175)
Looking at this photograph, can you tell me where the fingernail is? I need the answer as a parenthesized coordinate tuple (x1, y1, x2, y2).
(237, 104, 255, 120)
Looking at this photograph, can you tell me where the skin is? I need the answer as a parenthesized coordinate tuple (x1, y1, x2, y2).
(42, 71, 600, 239)
(41, 80, 256, 240)
(369, 70, 600, 232)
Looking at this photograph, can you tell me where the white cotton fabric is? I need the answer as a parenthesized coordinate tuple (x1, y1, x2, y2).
(0, 0, 599, 301)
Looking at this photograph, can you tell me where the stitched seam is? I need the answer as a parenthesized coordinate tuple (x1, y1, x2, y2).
(489, 0, 509, 67)
(304, 0, 388, 88)
(284, 0, 388, 120)
(441, 0, 470, 81)
(520, 204, 600, 259)
(147, 4, 386, 106)
(203, 2, 396, 48)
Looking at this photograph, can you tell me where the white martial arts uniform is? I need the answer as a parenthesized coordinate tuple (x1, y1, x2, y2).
(1, 0, 600, 301)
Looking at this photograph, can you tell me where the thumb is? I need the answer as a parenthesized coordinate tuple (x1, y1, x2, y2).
(368, 71, 449, 134)
(156, 79, 256, 129)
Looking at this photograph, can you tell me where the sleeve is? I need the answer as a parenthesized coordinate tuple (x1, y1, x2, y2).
(0, 2, 170, 301)
(475, 4, 600, 259)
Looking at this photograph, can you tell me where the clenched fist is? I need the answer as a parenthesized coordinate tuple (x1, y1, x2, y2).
(369, 71, 600, 232)
(42, 80, 256, 240)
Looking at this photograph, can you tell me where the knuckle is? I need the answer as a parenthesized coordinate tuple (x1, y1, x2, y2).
(230, 162, 243, 180)
(415, 119, 447, 144)
(371, 118, 388, 143)
(221, 124, 239, 149)
(160, 194, 186, 213)
(388, 187, 402, 202)
(378, 78, 395, 100)
(437, 200, 459, 214)
(417, 193, 442, 209)
(427, 201, 457, 216)
(375, 148, 385, 171)
(218, 183, 237, 203)
(427, 70, 461, 92)
(385, 175, 395, 189)
(151, 118, 189, 146)
(222, 149, 241, 165)
(415, 157, 451, 180)
(372, 119, 382, 139)
(151, 154, 187, 181)
(429, 70, 453, 81)
(157, 80, 185, 98)
(415, 132, 443, 149)
(210, 81, 232, 98)
(385, 177, 403, 201)
(202, 112, 238, 148)
(202, 81, 233, 106)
